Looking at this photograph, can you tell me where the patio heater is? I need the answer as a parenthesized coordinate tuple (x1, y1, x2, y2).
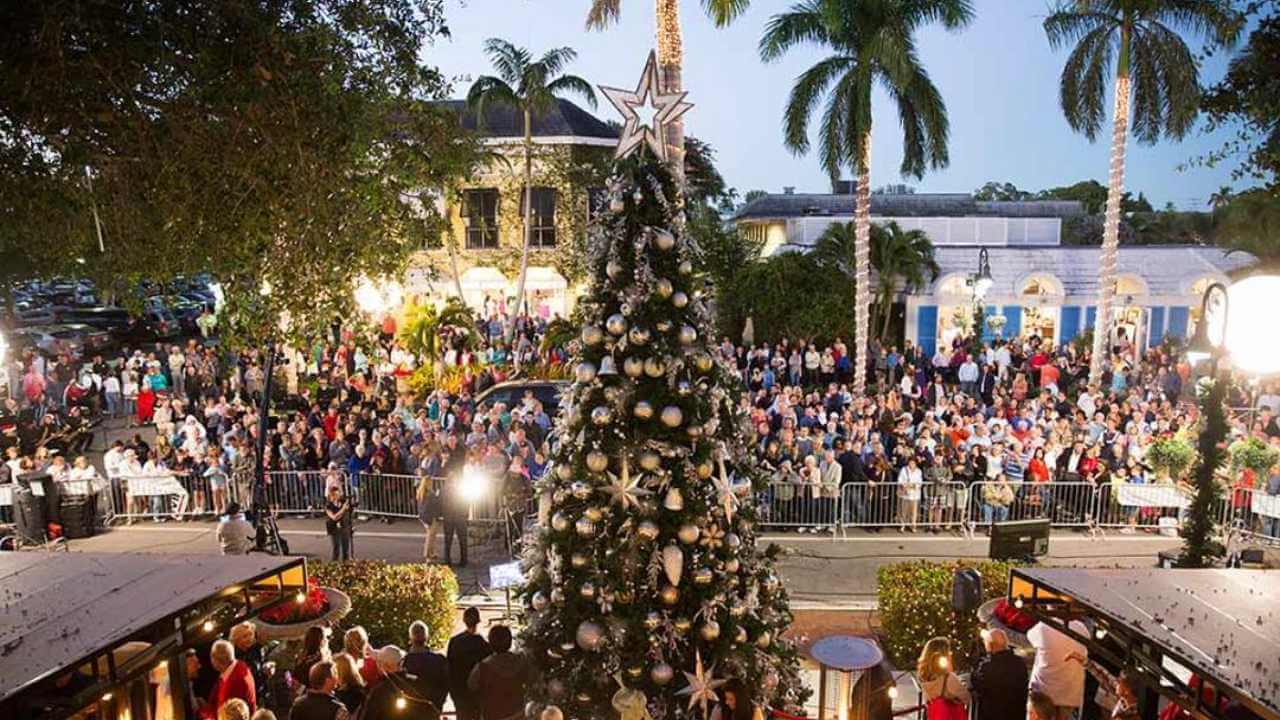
(809, 635, 884, 720)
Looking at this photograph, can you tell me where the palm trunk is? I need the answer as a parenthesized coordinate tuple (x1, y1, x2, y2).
(880, 288, 894, 340)
(507, 108, 534, 347)
(853, 131, 872, 397)
(1089, 72, 1130, 388)
(655, 0, 685, 187)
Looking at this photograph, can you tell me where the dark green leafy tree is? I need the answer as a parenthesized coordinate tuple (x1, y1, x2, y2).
(1044, 0, 1242, 386)
(813, 221, 938, 340)
(973, 181, 1032, 201)
(1214, 188, 1280, 270)
(1200, 9, 1280, 186)
(518, 159, 807, 718)
(467, 39, 596, 344)
(0, 0, 476, 343)
(760, 0, 973, 398)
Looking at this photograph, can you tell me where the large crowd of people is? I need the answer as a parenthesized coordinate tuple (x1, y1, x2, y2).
(3, 302, 1280, 547)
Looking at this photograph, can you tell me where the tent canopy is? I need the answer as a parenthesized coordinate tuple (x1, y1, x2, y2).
(1010, 567, 1280, 720)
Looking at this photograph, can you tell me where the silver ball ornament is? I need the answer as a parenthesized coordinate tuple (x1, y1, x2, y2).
(591, 405, 613, 426)
(678, 325, 698, 345)
(636, 520, 659, 542)
(586, 451, 609, 473)
(578, 581, 596, 600)
(638, 451, 661, 471)
(651, 663, 674, 686)
(623, 357, 644, 378)
(672, 291, 689, 308)
(677, 524, 700, 544)
(551, 588, 566, 605)
(570, 482, 592, 500)
(677, 380, 692, 396)
(627, 326, 650, 346)
(606, 313, 628, 336)
(551, 512, 570, 532)
(652, 230, 676, 251)
(576, 621, 605, 651)
(575, 362, 598, 383)
(633, 400, 654, 420)
(660, 406, 684, 428)
(643, 357, 666, 378)
(575, 517, 597, 537)
(655, 278, 674, 299)
(531, 592, 549, 611)
(724, 558, 740, 574)
(581, 325, 604, 345)
(678, 259, 693, 275)
(606, 260, 623, 280)
(725, 532, 742, 549)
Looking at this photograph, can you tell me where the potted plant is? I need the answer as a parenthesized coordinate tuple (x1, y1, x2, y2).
(253, 577, 351, 643)
(1229, 437, 1280, 486)
(1146, 437, 1197, 483)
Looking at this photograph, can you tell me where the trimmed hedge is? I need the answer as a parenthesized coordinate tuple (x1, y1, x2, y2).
(876, 559, 1017, 671)
(310, 560, 459, 649)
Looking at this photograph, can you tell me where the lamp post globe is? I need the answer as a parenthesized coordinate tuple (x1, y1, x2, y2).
(1224, 274, 1280, 376)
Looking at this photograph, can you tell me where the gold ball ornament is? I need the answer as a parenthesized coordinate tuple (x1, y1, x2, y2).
(575, 362, 598, 383)
(651, 663, 674, 686)
(660, 406, 684, 428)
(655, 278, 674, 299)
(756, 631, 772, 648)
(678, 259, 693, 275)
(672, 617, 692, 634)
(591, 406, 613, 426)
(586, 451, 609, 473)
(678, 325, 698, 345)
(570, 553, 589, 569)
(627, 326, 650, 346)
(575, 517, 597, 537)
(696, 461, 713, 479)
(735, 626, 748, 644)
(643, 357, 666, 378)
(556, 464, 573, 481)
(694, 352, 715, 373)
(531, 592, 549, 611)
(581, 325, 604, 345)
(606, 313, 628, 336)
(636, 520, 660, 542)
(699, 621, 721, 641)
(551, 512, 570, 532)
(633, 400, 654, 420)
(638, 451, 661, 471)
(659, 585, 679, 606)
(583, 506, 604, 522)
(623, 357, 644, 378)
(606, 259, 624, 280)
(672, 291, 689, 309)
(652, 230, 676, 251)
(692, 568, 713, 585)
(724, 558, 740, 574)
(677, 524, 700, 544)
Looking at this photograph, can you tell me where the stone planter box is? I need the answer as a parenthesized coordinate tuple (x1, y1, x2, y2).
(252, 587, 351, 643)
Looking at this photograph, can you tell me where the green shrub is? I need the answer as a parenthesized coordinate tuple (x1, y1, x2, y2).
(1147, 437, 1197, 481)
(1230, 437, 1280, 480)
(876, 559, 1017, 671)
(310, 560, 458, 649)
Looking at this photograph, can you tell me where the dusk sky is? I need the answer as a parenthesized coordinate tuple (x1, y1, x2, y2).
(434, 0, 1251, 209)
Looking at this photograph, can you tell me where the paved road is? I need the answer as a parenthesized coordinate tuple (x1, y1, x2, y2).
(68, 517, 1180, 606)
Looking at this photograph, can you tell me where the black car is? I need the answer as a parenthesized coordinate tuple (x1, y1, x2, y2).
(475, 380, 569, 416)
(57, 306, 137, 336)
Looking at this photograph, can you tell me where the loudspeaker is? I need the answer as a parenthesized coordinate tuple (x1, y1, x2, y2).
(12, 487, 47, 545)
(989, 518, 1051, 561)
(952, 567, 983, 613)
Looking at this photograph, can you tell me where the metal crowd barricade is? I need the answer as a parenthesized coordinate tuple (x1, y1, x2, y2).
(757, 481, 841, 534)
(1093, 482, 1191, 532)
(836, 481, 969, 532)
(1221, 485, 1280, 545)
(108, 473, 196, 523)
(350, 472, 419, 519)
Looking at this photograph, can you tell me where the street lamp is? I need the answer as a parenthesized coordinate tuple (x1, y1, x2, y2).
(1223, 274, 1280, 376)
(972, 247, 994, 301)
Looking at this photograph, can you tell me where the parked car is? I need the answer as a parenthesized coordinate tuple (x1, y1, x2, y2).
(48, 323, 113, 356)
(57, 306, 138, 337)
(13, 306, 57, 327)
(14, 326, 84, 358)
(476, 380, 569, 416)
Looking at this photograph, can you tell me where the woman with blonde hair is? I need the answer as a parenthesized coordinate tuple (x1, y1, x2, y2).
(217, 698, 251, 720)
(917, 637, 969, 719)
(416, 472, 442, 561)
(332, 652, 367, 715)
(343, 626, 382, 686)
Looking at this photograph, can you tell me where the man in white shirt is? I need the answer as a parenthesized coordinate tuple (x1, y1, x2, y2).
(217, 502, 257, 554)
(1028, 620, 1088, 718)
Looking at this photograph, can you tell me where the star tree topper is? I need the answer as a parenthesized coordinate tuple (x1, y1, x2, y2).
(599, 50, 693, 162)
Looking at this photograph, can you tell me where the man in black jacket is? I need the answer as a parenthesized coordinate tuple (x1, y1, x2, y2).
(447, 607, 491, 720)
(403, 621, 450, 710)
(442, 432, 469, 566)
(835, 439, 866, 523)
(970, 628, 1028, 720)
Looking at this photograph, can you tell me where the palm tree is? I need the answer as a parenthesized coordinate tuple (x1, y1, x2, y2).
(586, 0, 751, 175)
(1208, 185, 1233, 211)
(760, 0, 973, 398)
(814, 221, 939, 340)
(1044, 1, 1240, 387)
(467, 39, 597, 344)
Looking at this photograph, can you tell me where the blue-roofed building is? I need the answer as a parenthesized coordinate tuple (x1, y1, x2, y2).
(734, 190, 1253, 357)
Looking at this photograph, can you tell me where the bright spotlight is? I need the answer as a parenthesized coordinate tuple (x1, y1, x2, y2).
(459, 468, 489, 503)
(395, 696, 408, 711)
(887, 686, 898, 700)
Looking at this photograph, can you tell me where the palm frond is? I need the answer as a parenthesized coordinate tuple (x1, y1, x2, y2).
(759, 1, 831, 62)
(538, 47, 580, 78)
(1150, 0, 1243, 50)
(1133, 22, 1200, 143)
(546, 74, 599, 109)
(703, 0, 752, 28)
(585, 0, 621, 29)
(466, 75, 520, 128)
(781, 55, 855, 155)
(886, 60, 949, 178)
(482, 38, 528, 85)
(1057, 25, 1113, 141)
(903, 0, 976, 32)
(1043, 7, 1117, 50)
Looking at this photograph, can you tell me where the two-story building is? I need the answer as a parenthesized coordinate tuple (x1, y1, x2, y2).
(405, 98, 619, 320)
(735, 190, 1253, 357)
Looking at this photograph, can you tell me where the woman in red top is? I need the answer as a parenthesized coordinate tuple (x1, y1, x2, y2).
(1027, 447, 1051, 483)
(203, 640, 255, 719)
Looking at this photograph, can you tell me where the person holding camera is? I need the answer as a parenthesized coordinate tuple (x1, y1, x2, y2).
(217, 502, 256, 555)
(324, 484, 353, 561)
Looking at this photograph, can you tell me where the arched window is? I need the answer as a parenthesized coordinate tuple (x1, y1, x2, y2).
(1114, 275, 1148, 296)
(1020, 274, 1064, 297)
(935, 274, 971, 298)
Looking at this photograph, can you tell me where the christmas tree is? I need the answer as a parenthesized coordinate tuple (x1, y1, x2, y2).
(518, 159, 807, 719)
